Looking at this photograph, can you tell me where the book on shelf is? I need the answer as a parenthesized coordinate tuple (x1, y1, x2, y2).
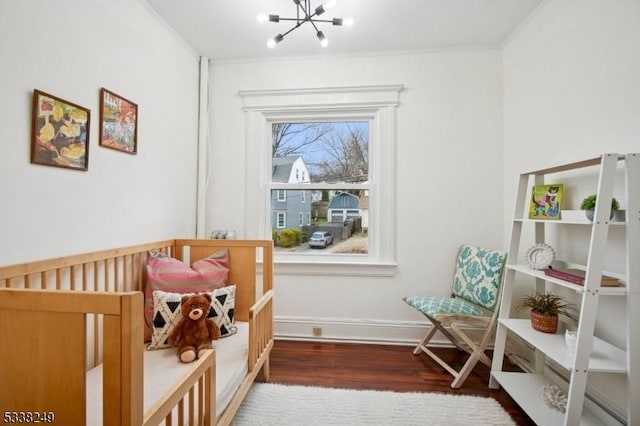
(543, 267, 620, 286)
(528, 183, 563, 220)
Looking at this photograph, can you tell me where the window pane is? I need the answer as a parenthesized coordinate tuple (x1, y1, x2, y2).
(271, 189, 368, 254)
(272, 122, 369, 183)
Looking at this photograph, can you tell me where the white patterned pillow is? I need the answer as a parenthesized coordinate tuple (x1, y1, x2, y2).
(147, 285, 237, 350)
(451, 245, 506, 312)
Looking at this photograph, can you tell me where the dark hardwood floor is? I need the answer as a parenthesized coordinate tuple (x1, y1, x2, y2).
(267, 339, 535, 425)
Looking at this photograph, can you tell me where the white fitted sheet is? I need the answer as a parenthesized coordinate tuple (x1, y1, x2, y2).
(87, 321, 248, 424)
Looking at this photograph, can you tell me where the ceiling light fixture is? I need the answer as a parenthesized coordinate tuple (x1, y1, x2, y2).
(258, 0, 352, 49)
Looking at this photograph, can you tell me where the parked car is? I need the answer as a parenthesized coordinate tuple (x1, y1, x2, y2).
(308, 231, 333, 248)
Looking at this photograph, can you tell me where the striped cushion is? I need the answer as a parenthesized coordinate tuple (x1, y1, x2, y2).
(404, 296, 485, 317)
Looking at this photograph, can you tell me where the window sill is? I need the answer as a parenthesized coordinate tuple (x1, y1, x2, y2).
(274, 260, 398, 277)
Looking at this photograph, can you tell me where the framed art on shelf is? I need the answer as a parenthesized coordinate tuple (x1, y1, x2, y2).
(99, 88, 138, 154)
(31, 89, 90, 171)
(528, 183, 563, 220)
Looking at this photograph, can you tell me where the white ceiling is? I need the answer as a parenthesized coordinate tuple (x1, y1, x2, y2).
(144, 0, 543, 61)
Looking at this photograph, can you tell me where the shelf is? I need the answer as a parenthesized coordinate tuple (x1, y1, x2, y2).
(507, 264, 627, 295)
(499, 319, 627, 373)
(491, 372, 607, 426)
(514, 218, 625, 226)
(493, 154, 637, 425)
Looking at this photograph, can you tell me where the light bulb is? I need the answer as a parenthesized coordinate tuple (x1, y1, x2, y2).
(256, 14, 268, 23)
(324, 0, 337, 10)
(267, 34, 284, 49)
(343, 17, 354, 27)
(317, 31, 329, 47)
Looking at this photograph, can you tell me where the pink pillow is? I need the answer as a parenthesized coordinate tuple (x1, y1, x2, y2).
(143, 249, 229, 341)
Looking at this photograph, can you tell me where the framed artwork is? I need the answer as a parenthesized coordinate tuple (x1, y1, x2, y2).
(31, 89, 90, 171)
(529, 183, 564, 220)
(99, 88, 138, 154)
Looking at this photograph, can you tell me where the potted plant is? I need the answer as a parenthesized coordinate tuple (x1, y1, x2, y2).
(515, 291, 578, 333)
(580, 194, 619, 221)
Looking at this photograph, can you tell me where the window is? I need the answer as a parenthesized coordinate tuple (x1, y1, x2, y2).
(270, 121, 369, 256)
(276, 212, 286, 228)
(241, 85, 402, 270)
(277, 190, 286, 202)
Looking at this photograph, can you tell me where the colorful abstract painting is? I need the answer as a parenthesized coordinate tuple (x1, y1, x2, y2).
(31, 89, 90, 171)
(99, 88, 138, 154)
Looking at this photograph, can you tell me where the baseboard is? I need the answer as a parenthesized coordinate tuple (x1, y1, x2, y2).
(275, 316, 454, 347)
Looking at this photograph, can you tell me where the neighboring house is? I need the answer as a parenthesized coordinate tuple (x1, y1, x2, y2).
(271, 156, 312, 230)
(327, 192, 361, 223)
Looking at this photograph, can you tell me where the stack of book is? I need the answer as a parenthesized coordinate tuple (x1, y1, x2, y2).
(544, 267, 620, 286)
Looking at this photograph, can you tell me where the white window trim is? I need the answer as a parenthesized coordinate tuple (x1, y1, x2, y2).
(240, 85, 402, 275)
(277, 190, 286, 202)
(276, 212, 286, 229)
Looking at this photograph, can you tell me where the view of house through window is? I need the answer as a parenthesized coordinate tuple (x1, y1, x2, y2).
(270, 122, 369, 255)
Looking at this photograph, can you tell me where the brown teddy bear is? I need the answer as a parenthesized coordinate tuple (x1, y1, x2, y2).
(168, 293, 220, 363)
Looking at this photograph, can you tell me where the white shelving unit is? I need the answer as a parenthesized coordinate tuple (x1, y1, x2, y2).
(490, 153, 639, 425)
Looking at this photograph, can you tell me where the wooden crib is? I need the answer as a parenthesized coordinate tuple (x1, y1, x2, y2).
(0, 239, 274, 426)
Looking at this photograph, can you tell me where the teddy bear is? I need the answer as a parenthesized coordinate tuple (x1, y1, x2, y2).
(168, 293, 220, 363)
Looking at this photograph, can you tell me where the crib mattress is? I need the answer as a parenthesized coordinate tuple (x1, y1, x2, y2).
(87, 321, 249, 424)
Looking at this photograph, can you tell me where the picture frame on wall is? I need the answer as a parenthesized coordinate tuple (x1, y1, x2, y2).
(99, 88, 138, 154)
(528, 183, 564, 220)
(31, 89, 91, 171)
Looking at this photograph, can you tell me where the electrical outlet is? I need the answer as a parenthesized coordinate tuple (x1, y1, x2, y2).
(313, 327, 322, 337)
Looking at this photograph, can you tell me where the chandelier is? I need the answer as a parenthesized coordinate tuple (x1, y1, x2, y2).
(257, 0, 353, 49)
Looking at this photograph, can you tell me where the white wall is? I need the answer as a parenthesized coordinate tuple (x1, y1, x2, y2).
(208, 50, 504, 343)
(0, 0, 200, 265)
(502, 0, 640, 417)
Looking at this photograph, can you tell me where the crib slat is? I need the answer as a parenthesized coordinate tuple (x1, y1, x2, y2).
(93, 314, 100, 366)
(70, 265, 76, 290)
(104, 259, 109, 291)
(82, 263, 88, 291)
(93, 261, 99, 291)
(198, 378, 204, 425)
(189, 387, 195, 424)
(178, 399, 185, 426)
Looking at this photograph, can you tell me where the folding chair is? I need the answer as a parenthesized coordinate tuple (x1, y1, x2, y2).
(403, 244, 507, 388)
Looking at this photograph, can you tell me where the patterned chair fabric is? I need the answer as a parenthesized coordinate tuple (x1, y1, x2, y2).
(402, 244, 507, 389)
(403, 296, 485, 317)
(452, 245, 506, 312)
(404, 245, 506, 319)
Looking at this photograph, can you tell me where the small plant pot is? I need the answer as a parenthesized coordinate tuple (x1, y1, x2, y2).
(585, 210, 615, 221)
(530, 311, 558, 333)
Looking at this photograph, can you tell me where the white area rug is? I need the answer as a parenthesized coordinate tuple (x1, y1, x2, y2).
(231, 383, 516, 426)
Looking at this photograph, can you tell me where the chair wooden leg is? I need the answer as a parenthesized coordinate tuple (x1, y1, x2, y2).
(412, 313, 498, 389)
(451, 324, 493, 366)
(449, 325, 496, 388)
(413, 325, 438, 354)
